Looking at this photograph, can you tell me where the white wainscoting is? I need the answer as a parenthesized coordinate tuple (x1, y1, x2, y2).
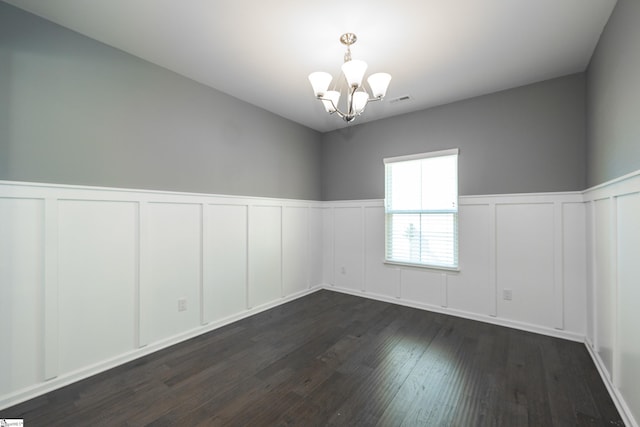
(584, 171, 640, 427)
(2, 179, 638, 426)
(0, 181, 323, 409)
(322, 193, 587, 342)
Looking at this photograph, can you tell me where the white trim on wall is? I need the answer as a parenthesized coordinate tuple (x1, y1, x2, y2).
(43, 197, 59, 380)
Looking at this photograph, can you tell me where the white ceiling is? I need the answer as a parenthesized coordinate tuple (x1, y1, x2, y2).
(4, 0, 616, 133)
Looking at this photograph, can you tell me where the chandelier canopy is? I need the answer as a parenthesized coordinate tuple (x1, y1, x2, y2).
(308, 33, 391, 123)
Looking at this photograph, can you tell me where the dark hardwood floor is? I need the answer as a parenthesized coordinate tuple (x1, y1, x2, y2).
(3, 290, 624, 426)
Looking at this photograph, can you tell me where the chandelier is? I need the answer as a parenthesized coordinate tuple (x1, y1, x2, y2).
(308, 33, 392, 123)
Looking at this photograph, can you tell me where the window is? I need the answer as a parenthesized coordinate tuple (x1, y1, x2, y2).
(384, 148, 459, 270)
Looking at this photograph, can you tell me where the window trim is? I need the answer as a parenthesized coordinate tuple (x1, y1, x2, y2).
(384, 148, 459, 271)
(383, 148, 459, 165)
(383, 259, 460, 272)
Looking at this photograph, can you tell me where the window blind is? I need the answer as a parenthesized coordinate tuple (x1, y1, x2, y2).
(384, 149, 459, 269)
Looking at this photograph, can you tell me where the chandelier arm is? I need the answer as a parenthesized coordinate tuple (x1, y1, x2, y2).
(316, 96, 348, 120)
(347, 85, 357, 118)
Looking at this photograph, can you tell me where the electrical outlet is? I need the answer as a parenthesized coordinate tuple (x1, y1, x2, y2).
(178, 298, 187, 312)
(503, 289, 513, 301)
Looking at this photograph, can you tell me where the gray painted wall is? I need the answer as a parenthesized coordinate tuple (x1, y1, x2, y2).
(0, 2, 322, 200)
(587, 0, 640, 188)
(321, 74, 587, 200)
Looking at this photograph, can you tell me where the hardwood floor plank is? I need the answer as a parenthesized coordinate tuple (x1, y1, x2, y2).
(390, 319, 469, 426)
(329, 313, 455, 425)
(375, 317, 458, 425)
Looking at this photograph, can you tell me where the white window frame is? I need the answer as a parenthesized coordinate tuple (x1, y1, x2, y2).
(384, 148, 459, 271)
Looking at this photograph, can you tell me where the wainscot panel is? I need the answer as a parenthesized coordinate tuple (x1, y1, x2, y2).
(0, 197, 44, 395)
(204, 203, 248, 322)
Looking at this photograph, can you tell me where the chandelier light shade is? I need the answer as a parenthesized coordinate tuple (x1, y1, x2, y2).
(368, 73, 393, 98)
(353, 91, 369, 114)
(308, 33, 391, 123)
(341, 59, 367, 88)
(308, 72, 332, 97)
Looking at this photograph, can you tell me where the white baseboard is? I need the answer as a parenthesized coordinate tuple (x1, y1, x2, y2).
(585, 338, 638, 427)
(321, 284, 585, 342)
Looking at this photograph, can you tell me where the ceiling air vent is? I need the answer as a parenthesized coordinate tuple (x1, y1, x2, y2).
(389, 95, 412, 104)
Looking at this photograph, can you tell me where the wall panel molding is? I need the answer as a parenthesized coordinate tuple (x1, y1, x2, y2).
(0, 180, 323, 410)
(43, 197, 59, 380)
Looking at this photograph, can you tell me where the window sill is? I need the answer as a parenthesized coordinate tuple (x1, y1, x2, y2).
(384, 260, 460, 273)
